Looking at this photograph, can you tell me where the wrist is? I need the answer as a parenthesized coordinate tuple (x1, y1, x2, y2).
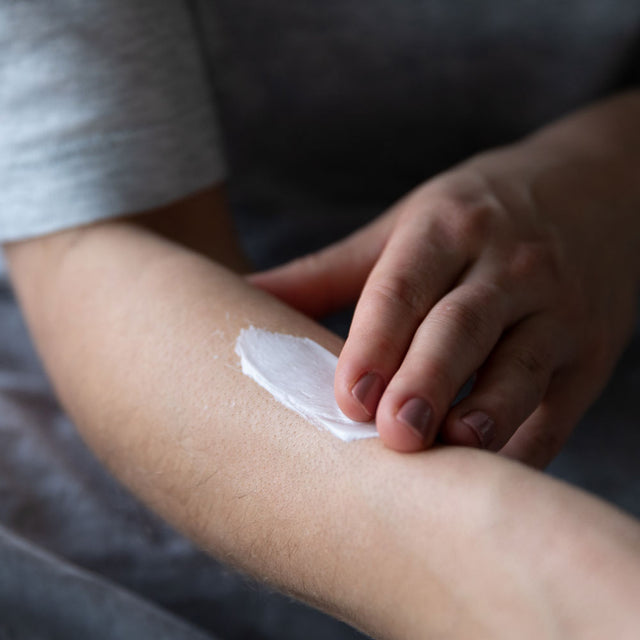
(335, 448, 561, 639)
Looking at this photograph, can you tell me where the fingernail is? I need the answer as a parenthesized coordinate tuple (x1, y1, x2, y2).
(396, 398, 433, 441)
(351, 372, 385, 417)
(460, 411, 495, 447)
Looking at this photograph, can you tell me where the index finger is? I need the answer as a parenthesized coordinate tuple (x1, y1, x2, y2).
(335, 197, 471, 423)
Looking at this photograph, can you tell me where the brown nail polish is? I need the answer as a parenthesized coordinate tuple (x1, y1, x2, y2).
(396, 397, 432, 441)
(351, 372, 385, 417)
(460, 411, 495, 447)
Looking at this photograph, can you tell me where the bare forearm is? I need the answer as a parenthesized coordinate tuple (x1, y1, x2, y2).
(7, 220, 444, 632)
(5, 221, 640, 639)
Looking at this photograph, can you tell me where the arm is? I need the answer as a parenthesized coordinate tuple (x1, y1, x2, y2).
(4, 191, 640, 639)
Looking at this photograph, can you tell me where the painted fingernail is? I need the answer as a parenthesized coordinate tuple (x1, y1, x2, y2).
(396, 398, 433, 441)
(460, 411, 495, 448)
(351, 372, 385, 417)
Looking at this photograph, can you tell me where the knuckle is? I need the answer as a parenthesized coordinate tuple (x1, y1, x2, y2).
(434, 295, 495, 352)
(456, 201, 496, 241)
(348, 317, 405, 366)
(409, 180, 501, 246)
(441, 195, 497, 245)
(370, 275, 428, 318)
(504, 241, 562, 285)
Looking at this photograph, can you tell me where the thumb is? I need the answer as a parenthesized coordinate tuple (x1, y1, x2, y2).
(248, 212, 395, 317)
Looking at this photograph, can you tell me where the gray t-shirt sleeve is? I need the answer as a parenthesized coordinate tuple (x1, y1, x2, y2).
(0, 1, 226, 243)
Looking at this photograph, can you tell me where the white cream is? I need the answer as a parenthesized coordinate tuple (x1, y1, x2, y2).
(235, 326, 378, 442)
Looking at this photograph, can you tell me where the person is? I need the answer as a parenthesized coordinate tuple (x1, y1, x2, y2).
(1, 1, 639, 638)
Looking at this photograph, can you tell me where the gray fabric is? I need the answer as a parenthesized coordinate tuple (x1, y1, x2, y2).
(0, 1, 225, 242)
(199, 0, 640, 266)
(0, 1, 639, 639)
(0, 524, 215, 640)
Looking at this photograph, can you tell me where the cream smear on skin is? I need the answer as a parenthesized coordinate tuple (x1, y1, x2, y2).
(235, 327, 378, 442)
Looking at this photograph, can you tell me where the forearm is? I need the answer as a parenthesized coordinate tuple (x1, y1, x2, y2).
(5, 220, 449, 633)
(5, 222, 640, 638)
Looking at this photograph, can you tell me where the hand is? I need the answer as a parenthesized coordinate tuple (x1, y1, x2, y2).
(250, 92, 640, 467)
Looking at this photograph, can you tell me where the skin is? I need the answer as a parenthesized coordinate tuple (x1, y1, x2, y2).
(251, 90, 640, 467)
(4, 194, 640, 638)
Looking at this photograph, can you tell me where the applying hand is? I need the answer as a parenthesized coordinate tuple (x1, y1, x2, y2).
(251, 92, 640, 467)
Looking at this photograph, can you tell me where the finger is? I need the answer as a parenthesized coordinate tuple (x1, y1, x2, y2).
(441, 316, 574, 451)
(248, 212, 395, 317)
(374, 281, 510, 451)
(335, 209, 470, 422)
(499, 363, 609, 469)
